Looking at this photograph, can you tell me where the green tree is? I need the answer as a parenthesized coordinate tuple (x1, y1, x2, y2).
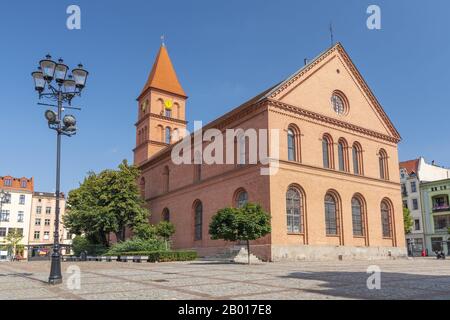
(5, 229, 23, 258)
(156, 221, 176, 250)
(403, 207, 414, 234)
(64, 160, 148, 246)
(133, 223, 157, 240)
(209, 203, 271, 264)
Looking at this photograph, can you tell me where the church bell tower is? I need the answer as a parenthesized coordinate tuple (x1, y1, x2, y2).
(134, 43, 188, 165)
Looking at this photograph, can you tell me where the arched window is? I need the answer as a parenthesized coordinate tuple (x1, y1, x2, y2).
(324, 192, 339, 236)
(381, 200, 393, 238)
(337, 138, 348, 172)
(162, 208, 170, 222)
(165, 127, 171, 144)
(157, 125, 164, 142)
(139, 177, 146, 199)
(352, 196, 365, 237)
(352, 142, 363, 175)
(235, 189, 248, 208)
(322, 135, 333, 169)
(163, 166, 169, 193)
(194, 201, 203, 241)
(287, 125, 300, 162)
(165, 109, 172, 118)
(286, 187, 303, 233)
(379, 149, 389, 180)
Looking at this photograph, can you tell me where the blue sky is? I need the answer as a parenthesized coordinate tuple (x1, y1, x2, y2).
(1, 0, 449, 193)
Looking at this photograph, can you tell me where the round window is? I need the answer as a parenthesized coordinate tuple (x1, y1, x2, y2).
(331, 93, 347, 115)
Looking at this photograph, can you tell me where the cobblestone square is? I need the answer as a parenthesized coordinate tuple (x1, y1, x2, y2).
(0, 258, 449, 300)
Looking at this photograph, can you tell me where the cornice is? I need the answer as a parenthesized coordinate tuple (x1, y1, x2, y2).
(135, 113, 188, 127)
(268, 100, 400, 144)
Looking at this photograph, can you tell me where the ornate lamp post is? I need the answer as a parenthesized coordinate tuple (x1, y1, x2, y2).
(31, 55, 88, 285)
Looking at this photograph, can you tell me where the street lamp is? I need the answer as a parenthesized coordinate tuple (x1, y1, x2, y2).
(31, 55, 88, 285)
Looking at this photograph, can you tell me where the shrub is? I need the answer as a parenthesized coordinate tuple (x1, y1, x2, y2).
(106, 238, 166, 255)
(103, 250, 197, 262)
(72, 235, 107, 256)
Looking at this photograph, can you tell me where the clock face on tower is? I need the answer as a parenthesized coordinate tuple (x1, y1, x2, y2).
(164, 99, 173, 110)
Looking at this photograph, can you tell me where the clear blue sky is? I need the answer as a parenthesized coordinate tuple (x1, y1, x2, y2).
(1, 0, 449, 193)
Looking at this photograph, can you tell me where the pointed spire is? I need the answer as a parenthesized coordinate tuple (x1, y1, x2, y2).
(140, 44, 186, 98)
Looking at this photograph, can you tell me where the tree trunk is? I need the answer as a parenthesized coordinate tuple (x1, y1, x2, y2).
(247, 240, 251, 265)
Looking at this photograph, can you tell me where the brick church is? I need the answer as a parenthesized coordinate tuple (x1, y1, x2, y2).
(133, 42, 406, 261)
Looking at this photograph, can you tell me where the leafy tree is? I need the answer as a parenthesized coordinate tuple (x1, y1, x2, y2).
(156, 221, 176, 250)
(403, 207, 413, 234)
(5, 229, 23, 258)
(133, 223, 157, 241)
(209, 203, 271, 264)
(64, 160, 148, 246)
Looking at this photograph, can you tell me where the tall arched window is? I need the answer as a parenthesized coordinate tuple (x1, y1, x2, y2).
(379, 149, 389, 180)
(352, 196, 365, 237)
(165, 127, 171, 144)
(163, 166, 169, 193)
(235, 189, 248, 208)
(324, 192, 339, 236)
(352, 142, 363, 175)
(322, 135, 333, 169)
(287, 125, 300, 162)
(162, 208, 170, 222)
(194, 201, 203, 241)
(381, 200, 393, 238)
(337, 138, 348, 172)
(286, 187, 303, 233)
(139, 177, 146, 199)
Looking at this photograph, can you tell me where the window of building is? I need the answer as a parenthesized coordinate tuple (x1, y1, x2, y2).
(17, 212, 24, 223)
(287, 125, 300, 162)
(162, 208, 170, 222)
(402, 200, 408, 209)
(322, 135, 333, 169)
(352, 142, 363, 175)
(351, 197, 365, 237)
(431, 237, 443, 252)
(43, 231, 50, 240)
(0, 228, 6, 237)
(433, 215, 450, 231)
(381, 200, 393, 238)
(412, 199, 419, 210)
(337, 139, 348, 172)
(286, 187, 303, 234)
(3, 193, 11, 204)
(410, 181, 417, 193)
(235, 189, 248, 208)
(19, 195, 25, 205)
(324, 193, 340, 236)
(165, 109, 172, 118)
(163, 166, 170, 193)
(46, 207, 51, 214)
(0, 210, 10, 222)
(45, 219, 51, 226)
(194, 201, 203, 241)
(414, 219, 420, 231)
(34, 231, 40, 240)
(379, 149, 389, 180)
(287, 129, 295, 161)
(36, 206, 42, 214)
(35, 218, 41, 226)
(20, 180, 27, 188)
(331, 92, 348, 115)
(3, 179, 12, 187)
(165, 127, 171, 144)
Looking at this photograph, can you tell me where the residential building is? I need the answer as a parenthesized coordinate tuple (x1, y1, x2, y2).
(421, 179, 450, 255)
(0, 176, 34, 259)
(133, 42, 406, 261)
(28, 192, 72, 258)
(400, 158, 450, 255)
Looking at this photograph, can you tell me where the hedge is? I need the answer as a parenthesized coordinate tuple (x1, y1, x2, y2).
(105, 250, 197, 262)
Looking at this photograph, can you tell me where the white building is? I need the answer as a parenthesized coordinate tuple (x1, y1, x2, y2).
(0, 176, 34, 260)
(400, 157, 450, 256)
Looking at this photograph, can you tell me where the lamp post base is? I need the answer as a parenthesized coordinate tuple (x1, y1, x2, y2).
(48, 253, 63, 285)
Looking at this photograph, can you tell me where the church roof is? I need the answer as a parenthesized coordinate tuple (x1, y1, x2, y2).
(140, 45, 186, 98)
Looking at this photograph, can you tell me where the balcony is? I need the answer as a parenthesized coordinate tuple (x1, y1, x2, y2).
(433, 205, 450, 213)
